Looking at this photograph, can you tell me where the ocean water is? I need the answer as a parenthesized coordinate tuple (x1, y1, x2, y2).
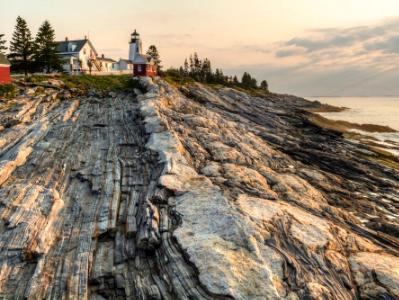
(306, 97, 399, 156)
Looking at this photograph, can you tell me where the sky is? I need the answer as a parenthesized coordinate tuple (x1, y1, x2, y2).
(2, 0, 399, 96)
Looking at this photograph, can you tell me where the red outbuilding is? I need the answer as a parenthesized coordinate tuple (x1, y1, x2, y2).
(0, 54, 11, 84)
(133, 54, 157, 77)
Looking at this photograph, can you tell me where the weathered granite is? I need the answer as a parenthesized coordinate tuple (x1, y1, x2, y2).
(0, 78, 398, 299)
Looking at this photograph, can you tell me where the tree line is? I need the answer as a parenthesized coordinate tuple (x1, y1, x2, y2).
(165, 52, 268, 90)
(0, 16, 62, 75)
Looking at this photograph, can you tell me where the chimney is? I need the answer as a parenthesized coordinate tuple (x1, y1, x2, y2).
(84, 35, 88, 40)
(65, 37, 68, 42)
(102, 54, 105, 58)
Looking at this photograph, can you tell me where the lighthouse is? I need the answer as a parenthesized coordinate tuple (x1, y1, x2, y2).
(128, 30, 157, 77)
(129, 30, 142, 61)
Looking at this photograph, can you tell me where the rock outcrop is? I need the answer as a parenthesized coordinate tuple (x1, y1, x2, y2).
(0, 78, 398, 299)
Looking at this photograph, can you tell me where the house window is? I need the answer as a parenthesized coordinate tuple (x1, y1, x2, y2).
(68, 43, 77, 52)
(83, 49, 86, 55)
(137, 65, 142, 72)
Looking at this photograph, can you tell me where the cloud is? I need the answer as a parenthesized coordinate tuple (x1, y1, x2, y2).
(276, 18, 399, 58)
(222, 17, 399, 96)
(275, 47, 304, 57)
(285, 35, 354, 52)
(365, 36, 399, 53)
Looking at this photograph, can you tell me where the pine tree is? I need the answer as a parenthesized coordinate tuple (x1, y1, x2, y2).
(9, 16, 34, 76)
(260, 80, 268, 91)
(183, 59, 189, 75)
(241, 72, 257, 88)
(233, 75, 239, 85)
(189, 54, 194, 75)
(251, 77, 258, 88)
(34, 20, 62, 73)
(0, 34, 7, 54)
(193, 52, 201, 76)
(215, 68, 225, 83)
(146, 45, 162, 72)
(201, 58, 212, 82)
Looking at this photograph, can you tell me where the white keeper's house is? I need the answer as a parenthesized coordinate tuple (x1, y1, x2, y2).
(56, 37, 132, 75)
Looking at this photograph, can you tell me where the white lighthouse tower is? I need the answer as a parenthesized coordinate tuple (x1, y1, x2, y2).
(129, 30, 142, 61)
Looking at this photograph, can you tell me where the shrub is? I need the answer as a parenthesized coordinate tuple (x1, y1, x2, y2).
(59, 74, 133, 93)
(0, 84, 17, 99)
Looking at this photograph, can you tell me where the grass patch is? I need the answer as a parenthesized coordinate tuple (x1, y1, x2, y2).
(26, 75, 49, 84)
(162, 70, 195, 86)
(24, 74, 142, 94)
(0, 84, 17, 99)
(59, 74, 133, 93)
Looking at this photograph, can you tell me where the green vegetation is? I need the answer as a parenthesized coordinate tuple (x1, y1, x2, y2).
(33, 20, 62, 73)
(61, 75, 136, 92)
(25, 74, 49, 84)
(260, 80, 268, 90)
(162, 52, 269, 92)
(241, 72, 257, 89)
(146, 45, 162, 73)
(26, 74, 141, 93)
(8, 17, 61, 75)
(0, 84, 17, 99)
(163, 68, 196, 86)
(9, 16, 34, 76)
(0, 34, 7, 54)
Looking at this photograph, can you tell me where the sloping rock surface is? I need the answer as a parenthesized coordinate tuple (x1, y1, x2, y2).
(0, 79, 398, 299)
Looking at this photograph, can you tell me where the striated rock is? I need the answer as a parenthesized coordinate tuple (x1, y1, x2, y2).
(350, 252, 399, 298)
(0, 78, 398, 299)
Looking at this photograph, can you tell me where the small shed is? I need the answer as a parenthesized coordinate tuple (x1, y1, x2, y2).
(0, 54, 11, 84)
(133, 54, 157, 77)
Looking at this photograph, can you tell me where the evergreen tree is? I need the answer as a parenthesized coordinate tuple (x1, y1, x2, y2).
(214, 68, 226, 83)
(201, 58, 212, 82)
(241, 72, 250, 87)
(183, 59, 189, 75)
(241, 72, 257, 88)
(251, 77, 258, 88)
(34, 20, 62, 73)
(175, 52, 246, 87)
(146, 45, 162, 72)
(193, 52, 201, 79)
(9, 16, 34, 76)
(189, 54, 194, 74)
(260, 80, 268, 91)
(0, 34, 7, 54)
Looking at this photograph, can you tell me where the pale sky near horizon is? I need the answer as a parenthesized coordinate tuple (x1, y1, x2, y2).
(2, 0, 399, 96)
